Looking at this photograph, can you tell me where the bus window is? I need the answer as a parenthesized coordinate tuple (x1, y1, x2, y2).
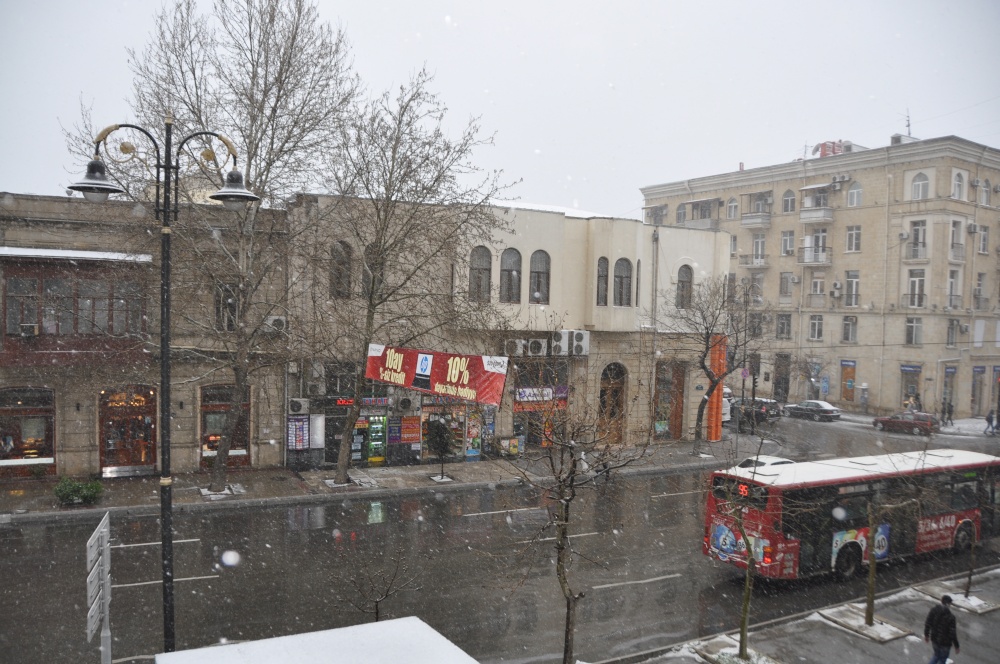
(952, 481, 978, 510)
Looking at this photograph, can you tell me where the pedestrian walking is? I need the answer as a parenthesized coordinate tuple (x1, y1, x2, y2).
(986, 409, 995, 435)
(947, 402, 955, 426)
(914, 394, 923, 412)
(924, 594, 960, 664)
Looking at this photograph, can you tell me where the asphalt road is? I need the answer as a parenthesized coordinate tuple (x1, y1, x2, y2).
(3, 418, 997, 664)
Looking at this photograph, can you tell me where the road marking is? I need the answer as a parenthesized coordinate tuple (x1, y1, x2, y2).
(113, 574, 219, 588)
(463, 507, 543, 517)
(651, 490, 704, 499)
(515, 531, 599, 545)
(592, 573, 681, 590)
(112, 538, 200, 549)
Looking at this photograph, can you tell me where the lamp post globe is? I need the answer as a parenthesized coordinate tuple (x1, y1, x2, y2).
(209, 169, 259, 211)
(68, 159, 126, 203)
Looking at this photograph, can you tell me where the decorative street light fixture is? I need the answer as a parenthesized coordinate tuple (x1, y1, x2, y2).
(69, 114, 258, 652)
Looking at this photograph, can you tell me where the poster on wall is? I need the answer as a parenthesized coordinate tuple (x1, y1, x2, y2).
(365, 344, 509, 406)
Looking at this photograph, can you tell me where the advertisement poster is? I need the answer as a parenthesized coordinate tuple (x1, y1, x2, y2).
(366, 344, 509, 406)
(287, 415, 309, 450)
(832, 524, 890, 561)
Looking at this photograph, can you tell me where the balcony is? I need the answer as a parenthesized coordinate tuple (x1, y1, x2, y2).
(903, 242, 928, 261)
(797, 247, 830, 265)
(741, 210, 771, 229)
(679, 217, 720, 230)
(807, 293, 826, 308)
(946, 294, 963, 310)
(738, 254, 770, 269)
(901, 293, 926, 309)
(974, 294, 990, 311)
(799, 206, 834, 224)
(950, 242, 966, 262)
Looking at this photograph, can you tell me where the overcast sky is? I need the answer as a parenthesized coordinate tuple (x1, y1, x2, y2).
(2, 0, 999, 219)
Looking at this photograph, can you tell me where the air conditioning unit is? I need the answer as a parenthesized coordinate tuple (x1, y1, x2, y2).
(967, 223, 978, 234)
(504, 339, 527, 356)
(839, 174, 851, 182)
(289, 398, 310, 414)
(570, 330, 590, 356)
(790, 276, 800, 284)
(550, 330, 570, 356)
(264, 315, 287, 333)
(397, 397, 413, 411)
(832, 281, 842, 290)
(899, 231, 910, 240)
(526, 338, 548, 357)
(307, 381, 326, 396)
(971, 178, 982, 188)
(20, 323, 39, 337)
(831, 182, 842, 191)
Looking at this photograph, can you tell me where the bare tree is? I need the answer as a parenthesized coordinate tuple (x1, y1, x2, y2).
(340, 544, 420, 623)
(294, 68, 516, 485)
(655, 276, 772, 442)
(63, 0, 360, 491)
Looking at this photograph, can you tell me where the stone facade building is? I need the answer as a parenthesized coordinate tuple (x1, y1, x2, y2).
(641, 135, 1000, 418)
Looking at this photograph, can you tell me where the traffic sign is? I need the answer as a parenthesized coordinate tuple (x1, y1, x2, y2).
(85, 512, 112, 664)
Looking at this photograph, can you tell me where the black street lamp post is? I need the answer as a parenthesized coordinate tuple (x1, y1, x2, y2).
(69, 114, 257, 652)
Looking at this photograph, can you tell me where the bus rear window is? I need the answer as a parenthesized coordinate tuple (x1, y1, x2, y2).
(712, 476, 769, 510)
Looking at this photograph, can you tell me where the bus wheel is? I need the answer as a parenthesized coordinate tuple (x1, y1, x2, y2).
(954, 523, 975, 551)
(835, 545, 861, 580)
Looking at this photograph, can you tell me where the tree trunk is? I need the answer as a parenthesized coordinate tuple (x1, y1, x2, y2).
(334, 302, 378, 485)
(209, 361, 249, 493)
(554, 495, 579, 664)
(738, 555, 755, 660)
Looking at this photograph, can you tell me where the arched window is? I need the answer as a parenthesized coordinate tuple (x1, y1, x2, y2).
(981, 180, 992, 207)
(330, 241, 352, 298)
(726, 198, 738, 219)
(613, 258, 632, 306)
(847, 182, 863, 207)
(529, 250, 550, 304)
(782, 190, 796, 213)
(499, 248, 521, 303)
(953, 173, 965, 200)
(468, 246, 491, 302)
(911, 172, 929, 200)
(596, 257, 608, 306)
(362, 244, 385, 300)
(676, 265, 693, 308)
(676, 205, 687, 224)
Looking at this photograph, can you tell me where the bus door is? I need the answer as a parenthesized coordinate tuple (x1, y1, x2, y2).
(876, 480, 919, 557)
(985, 475, 1000, 538)
(782, 488, 834, 575)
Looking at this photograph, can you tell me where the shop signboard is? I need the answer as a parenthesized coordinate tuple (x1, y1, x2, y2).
(366, 345, 509, 406)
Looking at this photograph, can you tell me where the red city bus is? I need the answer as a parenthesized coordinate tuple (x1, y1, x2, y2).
(703, 449, 1000, 580)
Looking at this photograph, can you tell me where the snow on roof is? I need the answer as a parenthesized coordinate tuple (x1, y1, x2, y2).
(154, 617, 479, 664)
(492, 200, 621, 219)
(721, 449, 1000, 488)
(0, 246, 152, 263)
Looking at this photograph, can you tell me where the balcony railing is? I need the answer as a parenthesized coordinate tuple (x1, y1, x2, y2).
(797, 248, 830, 265)
(904, 242, 927, 260)
(946, 294, 963, 309)
(902, 292, 926, 308)
(974, 294, 990, 311)
(741, 211, 771, 228)
(738, 254, 770, 268)
(799, 207, 834, 224)
(678, 217, 720, 230)
(950, 242, 965, 261)
(844, 293, 860, 307)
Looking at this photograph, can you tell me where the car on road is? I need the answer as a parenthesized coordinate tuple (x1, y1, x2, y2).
(783, 400, 842, 421)
(732, 397, 782, 419)
(872, 411, 940, 435)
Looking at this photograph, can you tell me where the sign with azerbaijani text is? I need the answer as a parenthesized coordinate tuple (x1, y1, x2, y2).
(366, 344, 509, 406)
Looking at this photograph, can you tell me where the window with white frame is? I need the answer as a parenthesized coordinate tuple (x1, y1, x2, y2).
(528, 250, 550, 304)
(776, 313, 792, 339)
(811, 271, 825, 295)
(908, 269, 925, 307)
(809, 315, 823, 340)
(500, 248, 522, 303)
(782, 190, 795, 213)
(468, 246, 492, 302)
(727, 198, 738, 219)
(911, 172, 929, 200)
(842, 316, 857, 343)
(905, 317, 922, 345)
(947, 319, 960, 347)
(847, 182, 863, 207)
(953, 173, 965, 200)
(676, 205, 686, 224)
(981, 180, 992, 206)
(692, 201, 713, 220)
(752, 233, 766, 264)
(779, 272, 793, 296)
(846, 225, 861, 252)
(613, 258, 632, 306)
(781, 230, 794, 255)
(845, 270, 859, 307)
(730, 234, 737, 256)
(595, 256, 608, 307)
(980, 225, 990, 254)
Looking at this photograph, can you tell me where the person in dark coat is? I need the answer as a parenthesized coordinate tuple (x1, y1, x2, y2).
(946, 402, 954, 426)
(924, 594, 960, 664)
(986, 409, 995, 435)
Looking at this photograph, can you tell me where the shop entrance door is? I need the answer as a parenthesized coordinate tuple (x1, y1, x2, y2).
(598, 363, 627, 446)
(99, 385, 157, 477)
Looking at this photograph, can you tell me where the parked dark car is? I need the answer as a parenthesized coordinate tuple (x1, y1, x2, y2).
(872, 411, 940, 435)
(730, 398, 778, 432)
(782, 400, 841, 421)
(732, 397, 782, 419)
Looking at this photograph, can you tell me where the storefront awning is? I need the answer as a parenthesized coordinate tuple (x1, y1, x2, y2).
(0, 246, 152, 262)
(799, 183, 830, 191)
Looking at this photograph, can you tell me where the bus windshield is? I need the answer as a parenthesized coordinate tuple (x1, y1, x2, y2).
(711, 475, 769, 512)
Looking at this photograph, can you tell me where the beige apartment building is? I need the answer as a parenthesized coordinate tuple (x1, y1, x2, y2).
(641, 134, 1000, 418)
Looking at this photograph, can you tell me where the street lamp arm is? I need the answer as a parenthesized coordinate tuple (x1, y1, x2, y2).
(175, 130, 241, 170)
(93, 123, 164, 167)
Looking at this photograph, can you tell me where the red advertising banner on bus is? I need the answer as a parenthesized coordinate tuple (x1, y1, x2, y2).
(365, 344, 510, 406)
